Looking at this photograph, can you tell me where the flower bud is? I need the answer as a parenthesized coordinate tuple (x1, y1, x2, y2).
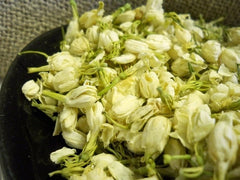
(108, 161, 134, 180)
(79, 7, 104, 29)
(139, 71, 160, 98)
(175, 27, 192, 44)
(86, 25, 99, 45)
(62, 129, 86, 149)
(111, 53, 136, 64)
(22, 80, 40, 101)
(115, 10, 136, 24)
(100, 123, 115, 148)
(201, 40, 221, 63)
(39, 72, 54, 89)
(86, 101, 106, 132)
(69, 36, 90, 56)
(145, 34, 171, 52)
(52, 67, 79, 93)
(65, 85, 98, 108)
(119, 22, 132, 33)
(59, 106, 78, 131)
(219, 48, 240, 72)
(110, 94, 144, 122)
(124, 39, 149, 54)
(168, 44, 186, 60)
(98, 30, 119, 52)
(208, 121, 238, 180)
(142, 115, 171, 159)
(228, 27, 240, 45)
(164, 138, 187, 171)
(187, 104, 215, 144)
(91, 153, 117, 169)
(47, 51, 82, 71)
(50, 147, 76, 164)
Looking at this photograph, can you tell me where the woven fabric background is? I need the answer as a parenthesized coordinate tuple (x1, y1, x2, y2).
(0, 0, 239, 79)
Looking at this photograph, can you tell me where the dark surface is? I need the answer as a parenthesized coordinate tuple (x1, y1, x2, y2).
(0, 27, 66, 180)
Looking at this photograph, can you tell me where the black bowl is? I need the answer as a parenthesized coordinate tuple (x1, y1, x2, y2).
(0, 27, 66, 180)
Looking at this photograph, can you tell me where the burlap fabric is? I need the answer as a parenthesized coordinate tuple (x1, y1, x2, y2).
(0, 0, 239, 79)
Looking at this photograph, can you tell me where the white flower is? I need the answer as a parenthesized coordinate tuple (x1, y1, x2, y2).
(164, 138, 187, 171)
(208, 121, 238, 180)
(62, 129, 86, 149)
(91, 153, 117, 169)
(142, 115, 171, 159)
(208, 83, 230, 112)
(108, 161, 134, 180)
(22, 80, 40, 101)
(219, 48, 240, 72)
(175, 27, 192, 44)
(171, 54, 190, 77)
(100, 123, 115, 147)
(201, 40, 221, 63)
(52, 67, 79, 93)
(110, 94, 144, 123)
(168, 44, 186, 60)
(79, 7, 104, 29)
(119, 22, 133, 33)
(69, 36, 90, 56)
(111, 53, 136, 64)
(228, 27, 240, 45)
(47, 51, 82, 71)
(50, 147, 76, 164)
(170, 91, 208, 149)
(65, 85, 98, 108)
(124, 39, 149, 54)
(98, 30, 119, 52)
(115, 10, 136, 24)
(59, 106, 78, 131)
(187, 104, 215, 144)
(86, 25, 99, 45)
(85, 101, 106, 132)
(145, 34, 172, 52)
(139, 71, 160, 98)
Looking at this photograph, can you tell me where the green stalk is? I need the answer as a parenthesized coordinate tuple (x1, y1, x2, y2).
(48, 166, 84, 178)
(28, 65, 50, 73)
(18, 50, 49, 58)
(163, 154, 191, 165)
(70, 0, 79, 19)
(180, 166, 204, 178)
(80, 131, 99, 162)
(157, 87, 173, 110)
(104, 112, 129, 129)
(31, 100, 58, 120)
(98, 76, 121, 96)
(42, 90, 66, 103)
(224, 99, 240, 111)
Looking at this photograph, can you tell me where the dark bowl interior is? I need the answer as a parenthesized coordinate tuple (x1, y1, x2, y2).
(0, 27, 66, 180)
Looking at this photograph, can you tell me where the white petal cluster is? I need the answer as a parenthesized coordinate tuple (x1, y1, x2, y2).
(21, 0, 240, 179)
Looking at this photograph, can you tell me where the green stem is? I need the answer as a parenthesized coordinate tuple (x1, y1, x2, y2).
(28, 65, 50, 73)
(224, 99, 240, 111)
(42, 90, 66, 103)
(70, 0, 79, 19)
(98, 76, 121, 96)
(180, 166, 204, 178)
(18, 50, 48, 58)
(104, 113, 129, 129)
(163, 154, 191, 165)
(80, 131, 99, 162)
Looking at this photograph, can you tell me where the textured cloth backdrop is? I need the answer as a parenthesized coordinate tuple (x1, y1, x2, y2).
(0, 0, 239, 78)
